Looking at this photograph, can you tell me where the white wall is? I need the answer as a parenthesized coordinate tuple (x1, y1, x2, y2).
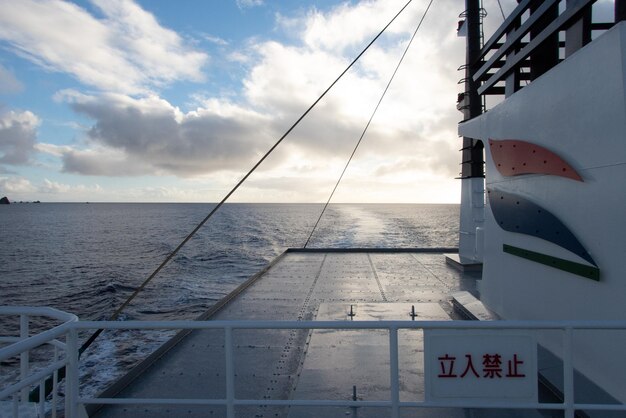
(459, 22, 626, 401)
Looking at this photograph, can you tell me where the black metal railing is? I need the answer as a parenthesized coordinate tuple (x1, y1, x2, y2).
(472, 0, 625, 99)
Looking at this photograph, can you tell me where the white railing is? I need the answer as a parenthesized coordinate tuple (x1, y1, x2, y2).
(3, 307, 626, 418)
(0, 306, 77, 418)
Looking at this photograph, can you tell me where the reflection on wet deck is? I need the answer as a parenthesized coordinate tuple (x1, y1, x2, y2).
(93, 250, 481, 418)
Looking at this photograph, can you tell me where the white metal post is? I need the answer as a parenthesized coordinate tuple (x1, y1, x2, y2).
(53, 345, 58, 418)
(389, 327, 400, 418)
(20, 314, 29, 403)
(563, 327, 575, 418)
(225, 326, 235, 418)
(66, 328, 79, 418)
(38, 379, 45, 417)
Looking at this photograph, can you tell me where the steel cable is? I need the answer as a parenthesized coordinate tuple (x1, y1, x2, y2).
(72, 0, 418, 361)
(303, 0, 436, 248)
(31, 1, 419, 399)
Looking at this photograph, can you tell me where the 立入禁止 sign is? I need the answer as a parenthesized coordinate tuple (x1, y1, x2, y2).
(424, 330, 537, 403)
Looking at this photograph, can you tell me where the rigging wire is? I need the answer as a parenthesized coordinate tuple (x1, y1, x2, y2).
(31, 1, 418, 399)
(303, 0, 435, 248)
(494, 0, 528, 86)
(76, 0, 416, 357)
(496, 0, 506, 19)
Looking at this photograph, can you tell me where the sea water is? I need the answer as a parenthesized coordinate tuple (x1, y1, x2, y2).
(0, 202, 458, 396)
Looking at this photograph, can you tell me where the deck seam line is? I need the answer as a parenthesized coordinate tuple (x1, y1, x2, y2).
(257, 254, 327, 415)
(408, 253, 451, 289)
(367, 253, 388, 302)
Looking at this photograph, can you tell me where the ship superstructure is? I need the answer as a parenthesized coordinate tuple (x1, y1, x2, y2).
(457, 0, 626, 406)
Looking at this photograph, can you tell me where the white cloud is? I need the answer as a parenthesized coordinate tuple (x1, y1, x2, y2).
(0, 109, 39, 165)
(0, 0, 208, 94)
(5, 0, 473, 202)
(46, 0, 463, 199)
(61, 146, 154, 176)
(0, 176, 36, 193)
(236, 0, 264, 10)
(58, 91, 275, 176)
(35, 142, 73, 157)
(39, 178, 102, 194)
(0, 64, 23, 93)
(202, 33, 229, 46)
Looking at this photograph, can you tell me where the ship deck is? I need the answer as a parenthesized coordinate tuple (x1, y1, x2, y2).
(92, 249, 486, 418)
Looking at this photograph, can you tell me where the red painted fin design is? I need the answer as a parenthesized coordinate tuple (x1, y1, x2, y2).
(488, 139, 583, 181)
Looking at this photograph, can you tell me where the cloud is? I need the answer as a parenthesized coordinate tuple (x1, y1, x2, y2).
(13, 0, 467, 204)
(0, 176, 36, 193)
(201, 34, 229, 46)
(39, 178, 103, 194)
(57, 90, 275, 176)
(50, 0, 463, 184)
(61, 147, 154, 176)
(236, 0, 264, 10)
(278, 0, 415, 54)
(0, 0, 208, 94)
(0, 109, 39, 165)
(0, 64, 23, 93)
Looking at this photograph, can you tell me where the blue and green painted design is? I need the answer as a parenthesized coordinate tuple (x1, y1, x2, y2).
(488, 189, 597, 266)
(503, 244, 600, 281)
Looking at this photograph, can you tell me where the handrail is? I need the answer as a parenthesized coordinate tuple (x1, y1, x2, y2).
(4, 312, 626, 418)
(0, 306, 78, 417)
(478, 0, 595, 95)
(466, 0, 609, 100)
(0, 306, 78, 322)
(476, 0, 532, 62)
(74, 319, 626, 418)
(474, 0, 559, 82)
(0, 310, 76, 362)
(74, 318, 626, 330)
(0, 359, 67, 400)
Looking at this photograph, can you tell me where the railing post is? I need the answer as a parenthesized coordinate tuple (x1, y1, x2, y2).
(563, 327, 575, 418)
(19, 314, 29, 403)
(225, 326, 235, 418)
(617, 0, 626, 22)
(565, 0, 591, 58)
(66, 328, 79, 418)
(504, 14, 522, 97)
(389, 327, 400, 418)
(53, 346, 59, 418)
(529, 1, 559, 79)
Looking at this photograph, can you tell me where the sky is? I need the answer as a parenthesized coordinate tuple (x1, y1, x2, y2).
(0, 0, 562, 203)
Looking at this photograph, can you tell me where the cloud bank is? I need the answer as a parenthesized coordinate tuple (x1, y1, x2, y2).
(0, 0, 207, 94)
(1, 0, 473, 202)
(0, 109, 39, 165)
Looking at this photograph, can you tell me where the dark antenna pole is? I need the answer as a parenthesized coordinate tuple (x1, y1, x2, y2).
(461, 0, 483, 179)
(617, 0, 626, 22)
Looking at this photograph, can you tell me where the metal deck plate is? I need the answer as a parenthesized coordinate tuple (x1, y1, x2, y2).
(287, 303, 447, 418)
(93, 251, 479, 418)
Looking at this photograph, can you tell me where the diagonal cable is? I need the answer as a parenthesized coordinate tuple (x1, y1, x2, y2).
(76, 0, 416, 355)
(30, 1, 418, 400)
(304, 0, 436, 248)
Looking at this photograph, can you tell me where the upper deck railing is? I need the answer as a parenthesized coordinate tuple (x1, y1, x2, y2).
(3, 307, 626, 418)
(468, 0, 626, 100)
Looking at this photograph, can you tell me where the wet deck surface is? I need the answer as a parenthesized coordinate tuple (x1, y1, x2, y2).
(93, 250, 483, 418)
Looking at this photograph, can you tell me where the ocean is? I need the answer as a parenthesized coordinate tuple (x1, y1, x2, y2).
(0, 202, 459, 397)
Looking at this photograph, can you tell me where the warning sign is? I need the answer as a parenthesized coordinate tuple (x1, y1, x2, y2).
(424, 329, 537, 403)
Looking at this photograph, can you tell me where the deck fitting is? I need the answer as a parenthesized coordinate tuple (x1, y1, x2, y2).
(348, 304, 356, 319)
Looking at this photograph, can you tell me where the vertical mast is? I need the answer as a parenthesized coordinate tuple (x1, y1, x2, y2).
(461, 0, 483, 179)
(455, 0, 485, 267)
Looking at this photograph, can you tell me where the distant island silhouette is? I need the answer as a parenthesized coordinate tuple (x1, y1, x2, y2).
(0, 197, 42, 204)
